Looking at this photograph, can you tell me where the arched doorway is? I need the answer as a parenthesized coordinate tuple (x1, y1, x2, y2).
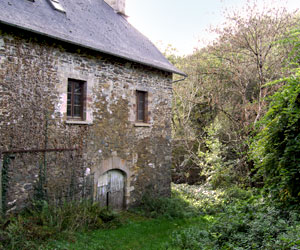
(96, 169, 126, 210)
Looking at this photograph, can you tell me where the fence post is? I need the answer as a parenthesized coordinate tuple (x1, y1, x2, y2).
(0, 153, 3, 215)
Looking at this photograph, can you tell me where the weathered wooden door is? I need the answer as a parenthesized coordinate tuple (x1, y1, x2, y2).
(96, 170, 125, 210)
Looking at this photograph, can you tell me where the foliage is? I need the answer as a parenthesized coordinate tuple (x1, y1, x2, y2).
(16, 184, 300, 250)
(198, 120, 245, 188)
(173, 183, 253, 215)
(134, 188, 198, 219)
(249, 25, 300, 206)
(171, 1, 299, 187)
(159, 43, 183, 65)
(171, 183, 224, 214)
(250, 67, 300, 205)
(45, 215, 210, 250)
(44, 184, 259, 250)
(167, 203, 300, 250)
(135, 183, 254, 220)
(166, 185, 300, 250)
(166, 226, 214, 250)
(136, 184, 253, 219)
(1, 155, 11, 214)
(280, 25, 300, 65)
(0, 201, 119, 249)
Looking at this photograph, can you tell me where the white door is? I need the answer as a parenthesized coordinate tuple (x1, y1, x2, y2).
(96, 170, 125, 209)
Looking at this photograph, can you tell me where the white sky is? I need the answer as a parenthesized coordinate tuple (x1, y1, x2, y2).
(126, 0, 299, 55)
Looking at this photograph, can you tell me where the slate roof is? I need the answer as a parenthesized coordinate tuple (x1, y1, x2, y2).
(0, 0, 186, 76)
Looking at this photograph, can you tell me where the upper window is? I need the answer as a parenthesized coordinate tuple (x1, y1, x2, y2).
(67, 79, 85, 120)
(136, 90, 148, 123)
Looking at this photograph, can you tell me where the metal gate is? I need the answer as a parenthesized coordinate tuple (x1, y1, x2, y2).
(96, 169, 125, 210)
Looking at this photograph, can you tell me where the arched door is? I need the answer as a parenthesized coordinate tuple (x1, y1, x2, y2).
(96, 169, 125, 210)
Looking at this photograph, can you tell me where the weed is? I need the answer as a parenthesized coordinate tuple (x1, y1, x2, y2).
(134, 188, 198, 219)
(2, 184, 300, 250)
(0, 201, 119, 249)
(167, 185, 300, 250)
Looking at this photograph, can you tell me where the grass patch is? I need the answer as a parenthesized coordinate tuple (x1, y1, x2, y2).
(0, 201, 120, 250)
(2, 184, 300, 249)
(45, 215, 212, 250)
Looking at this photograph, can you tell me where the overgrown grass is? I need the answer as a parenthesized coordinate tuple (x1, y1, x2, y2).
(132, 183, 251, 219)
(0, 201, 120, 250)
(167, 184, 300, 250)
(2, 184, 300, 249)
(45, 215, 212, 250)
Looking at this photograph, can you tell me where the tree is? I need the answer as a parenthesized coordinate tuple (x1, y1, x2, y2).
(172, 1, 299, 186)
(250, 26, 300, 205)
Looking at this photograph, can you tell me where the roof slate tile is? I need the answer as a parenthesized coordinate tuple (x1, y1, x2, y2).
(0, 0, 185, 76)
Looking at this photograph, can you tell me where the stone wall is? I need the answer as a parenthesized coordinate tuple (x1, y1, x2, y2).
(0, 25, 173, 212)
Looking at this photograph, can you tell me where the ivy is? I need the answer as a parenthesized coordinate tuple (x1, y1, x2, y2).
(250, 68, 300, 205)
(1, 154, 12, 213)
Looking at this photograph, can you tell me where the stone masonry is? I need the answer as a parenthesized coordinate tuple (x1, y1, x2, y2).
(0, 26, 173, 212)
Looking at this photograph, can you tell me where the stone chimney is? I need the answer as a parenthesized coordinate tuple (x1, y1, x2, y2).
(104, 0, 126, 16)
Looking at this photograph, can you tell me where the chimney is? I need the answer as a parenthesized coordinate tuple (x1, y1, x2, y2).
(104, 0, 126, 16)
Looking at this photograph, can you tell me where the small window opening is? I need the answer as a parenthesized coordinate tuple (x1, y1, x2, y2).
(136, 90, 148, 123)
(67, 79, 85, 120)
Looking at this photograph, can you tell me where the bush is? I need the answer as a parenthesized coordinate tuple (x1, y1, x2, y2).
(136, 192, 196, 219)
(137, 184, 255, 219)
(0, 201, 120, 249)
(165, 226, 214, 250)
(166, 191, 300, 250)
(172, 183, 242, 215)
(220, 186, 253, 204)
(250, 68, 300, 206)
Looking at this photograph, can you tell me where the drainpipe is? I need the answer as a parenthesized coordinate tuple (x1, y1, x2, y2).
(172, 75, 187, 84)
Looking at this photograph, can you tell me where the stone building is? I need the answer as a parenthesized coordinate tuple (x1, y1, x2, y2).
(0, 0, 185, 212)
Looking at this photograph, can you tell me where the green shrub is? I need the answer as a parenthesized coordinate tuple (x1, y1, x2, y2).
(0, 201, 120, 249)
(137, 193, 196, 219)
(172, 183, 235, 214)
(250, 68, 300, 206)
(137, 184, 255, 220)
(167, 191, 300, 250)
(220, 186, 253, 204)
(165, 226, 215, 250)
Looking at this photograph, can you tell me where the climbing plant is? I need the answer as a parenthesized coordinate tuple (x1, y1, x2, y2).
(250, 68, 300, 205)
(1, 154, 12, 213)
(250, 25, 300, 205)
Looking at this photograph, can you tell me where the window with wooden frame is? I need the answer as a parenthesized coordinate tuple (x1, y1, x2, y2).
(67, 79, 85, 120)
(136, 90, 148, 123)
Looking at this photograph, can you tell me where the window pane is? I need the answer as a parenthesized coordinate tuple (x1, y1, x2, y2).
(139, 99, 144, 106)
(67, 82, 72, 93)
(74, 94, 81, 105)
(73, 105, 81, 117)
(74, 83, 82, 94)
(137, 91, 146, 122)
(138, 92, 145, 103)
(67, 79, 85, 119)
(138, 109, 145, 121)
(67, 93, 72, 105)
